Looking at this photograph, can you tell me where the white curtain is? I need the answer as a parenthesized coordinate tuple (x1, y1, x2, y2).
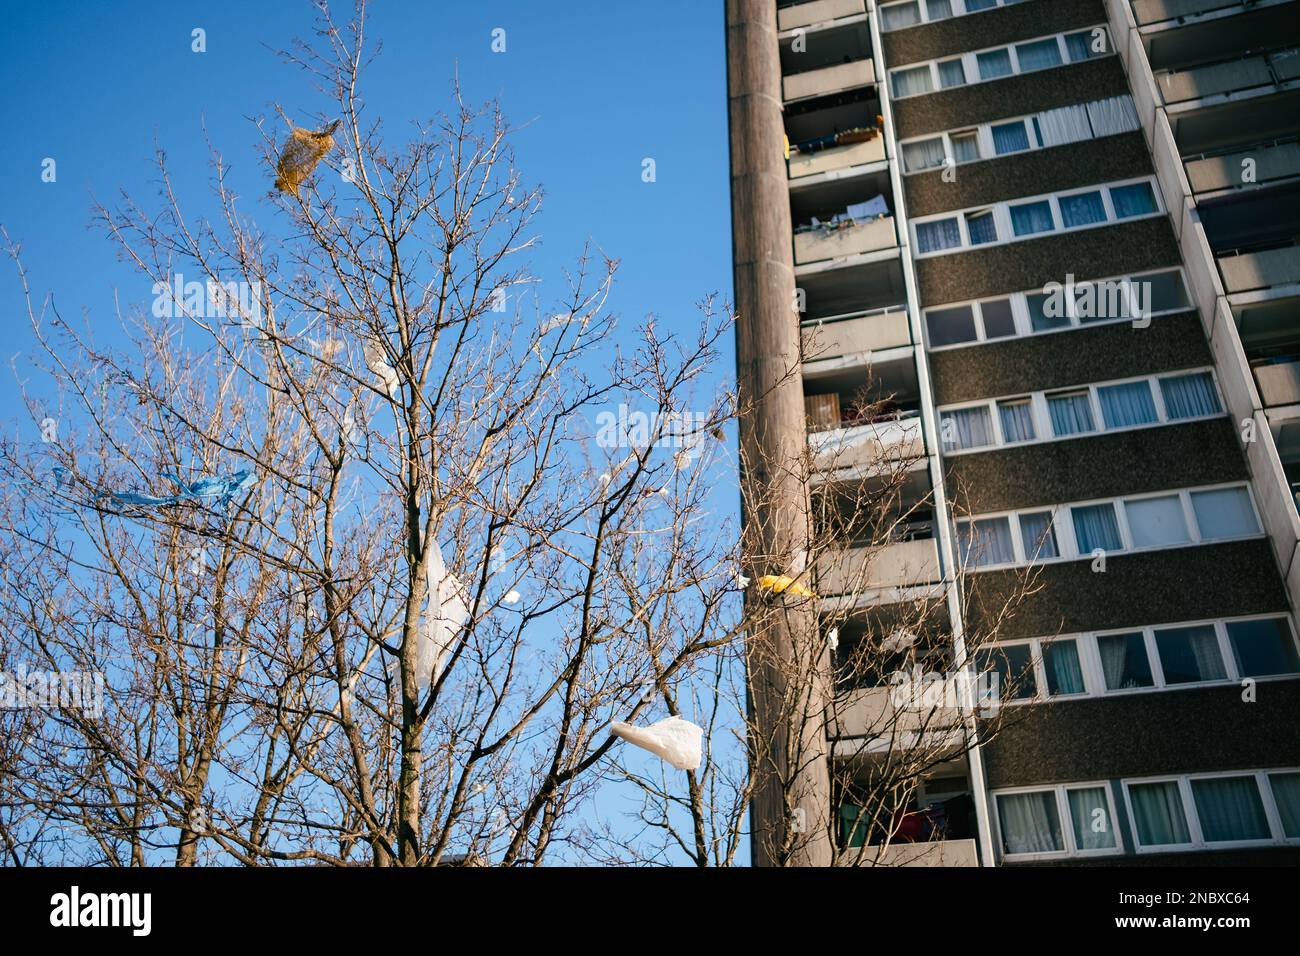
(998, 792, 1063, 854)
(1129, 782, 1191, 846)
(892, 65, 933, 98)
(1087, 95, 1140, 137)
(942, 405, 994, 450)
(1068, 787, 1116, 849)
(1097, 632, 1153, 689)
(1036, 103, 1092, 148)
(959, 517, 1015, 566)
(1160, 372, 1221, 419)
(880, 2, 922, 31)
(903, 138, 946, 172)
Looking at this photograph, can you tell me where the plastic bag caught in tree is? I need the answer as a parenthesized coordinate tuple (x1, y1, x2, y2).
(610, 715, 704, 771)
(756, 574, 815, 598)
(104, 469, 257, 508)
(363, 339, 399, 398)
(274, 120, 340, 196)
(417, 537, 470, 689)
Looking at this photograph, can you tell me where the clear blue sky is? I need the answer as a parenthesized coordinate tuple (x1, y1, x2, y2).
(0, 0, 733, 415)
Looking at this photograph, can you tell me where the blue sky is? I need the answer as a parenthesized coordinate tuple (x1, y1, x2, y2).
(0, 0, 733, 414)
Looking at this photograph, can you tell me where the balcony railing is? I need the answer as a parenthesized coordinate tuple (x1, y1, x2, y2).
(815, 536, 942, 594)
(832, 684, 961, 740)
(783, 58, 875, 102)
(777, 0, 866, 33)
(794, 215, 896, 265)
(1252, 355, 1300, 407)
(1134, 0, 1259, 27)
(802, 307, 910, 362)
(1184, 140, 1300, 193)
(835, 837, 978, 866)
(1157, 48, 1300, 105)
(808, 411, 924, 472)
(1218, 244, 1300, 293)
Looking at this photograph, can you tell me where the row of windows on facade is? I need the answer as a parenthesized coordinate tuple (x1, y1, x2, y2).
(956, 483, 1261, 569)
(889, 25, 1109, 100)
(924, 268, 1190, 348)
(900, 95, 1140, 174)
(980, 614, 1300, 704)
(879, 0, 1029, 33)
(913, 178, 1161, 256)
(939, 369, 1220, 453)
(995, 770, 1300, 860)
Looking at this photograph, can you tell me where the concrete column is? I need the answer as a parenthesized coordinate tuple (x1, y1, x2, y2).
(726, 0, 833, 868)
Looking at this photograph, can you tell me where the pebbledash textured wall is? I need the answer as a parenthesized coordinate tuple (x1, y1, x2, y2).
(929, 312, 1212, 406)
(904, 133, 1154, 219)
(890, 56, 1130, 141)
(914, 216, 1179, 305)
(981, 679, 1300, 788)
(880, 0, 1105, 68)
(962, 539, 1289, 641)
(944, 418, 1248, 515)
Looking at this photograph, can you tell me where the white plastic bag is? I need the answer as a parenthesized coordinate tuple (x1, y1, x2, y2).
(417, 538, 470, 688)
(610, 715, 704, 771)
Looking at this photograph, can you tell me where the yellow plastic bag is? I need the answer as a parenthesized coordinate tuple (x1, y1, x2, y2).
(757, 574, 815, 598)
(274, 120, 340, 196)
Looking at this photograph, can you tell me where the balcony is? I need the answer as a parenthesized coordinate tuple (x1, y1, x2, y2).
(1133, 0, 1249, 25)
(1218, 244, 1300, 293)
(835, 837, 978, 867)
(832, 685, 961, 740)
(808, 413, 924, 473)
(815, 537, 941, 595)
(1157, 48, 1300, 105)
(1253, 356, 1300, 407)
(794, 215, 896, 266)
(788, 135, 885, 179)
(783, 58, 875, 103)
(778, 0, 865, 32)
(802, 308, 910, 363)
(1185, 140, 1300, 194)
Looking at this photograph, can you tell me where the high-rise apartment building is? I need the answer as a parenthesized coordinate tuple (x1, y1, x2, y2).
(727, 0, 1300, 865)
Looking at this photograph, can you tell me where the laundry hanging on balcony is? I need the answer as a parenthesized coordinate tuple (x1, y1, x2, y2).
(795, 193, 890, 235)
(103, 468, 257, 509)
(609, 715, 704, 771)
(417, 536, 471, 688)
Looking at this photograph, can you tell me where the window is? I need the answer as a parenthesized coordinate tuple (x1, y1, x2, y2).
(965, 0, 998, 11)
(941, 404, 995, 450)
(1190, 487, 1258, 539)
(1015, 38, 1063, 72)
(996, 784, 1119, 858)
(1042, 640, 1085, 695)
(997, 791, 1062, 854)
(1109, 181, 1158, 218)
(965, 210, 998, 245)
(1036, 103, 1092, 147)
(997, 398, 1035, 443)
(1127, 781, 1191, 847)
(880, 2, 922, 31)
(1019, 511, 1058, 559)
(1026, 292, 1070, 332)
(1144, 270, 1190, 312)
(1047, 391, 1095, 436)
(903, 137, 947, 173)
(1191, 777, 1271, 842)
(892, 65, 933, 98)
(958, 516, 1015, 566)
(1097, 380, 1158, 428)
(1225, 619, 1300, 678)
(1125, 495, 1191, 549)
(1009, 200, 1055, 236)
(916, 218, 961, 253)
(1065, 28, 1106, 62)
(1270, 773, 1300, 838)
(980, 299, 1016, 338)
(981, 643, 1036, 699)
(926, 0, 954, 19)
(1159, 372, 1221, 420)
(937, 58, 966, 88)
(990, 120, 1031, 155)
(977, 48, 1014, 80)
(950, 130, 980, 163)
(1058, 190, 1107, 228)
(926, 304, 977, 346)
(1088, 95, 1139, 135)
(1072, 503, 1122, 552)
(1097, 632, 1154, 690)
(1154, 625, 1226, 684)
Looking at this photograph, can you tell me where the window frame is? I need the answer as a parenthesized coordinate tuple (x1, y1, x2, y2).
(993, 781, 1123, 861)
(1122, 770, 1300, 854)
